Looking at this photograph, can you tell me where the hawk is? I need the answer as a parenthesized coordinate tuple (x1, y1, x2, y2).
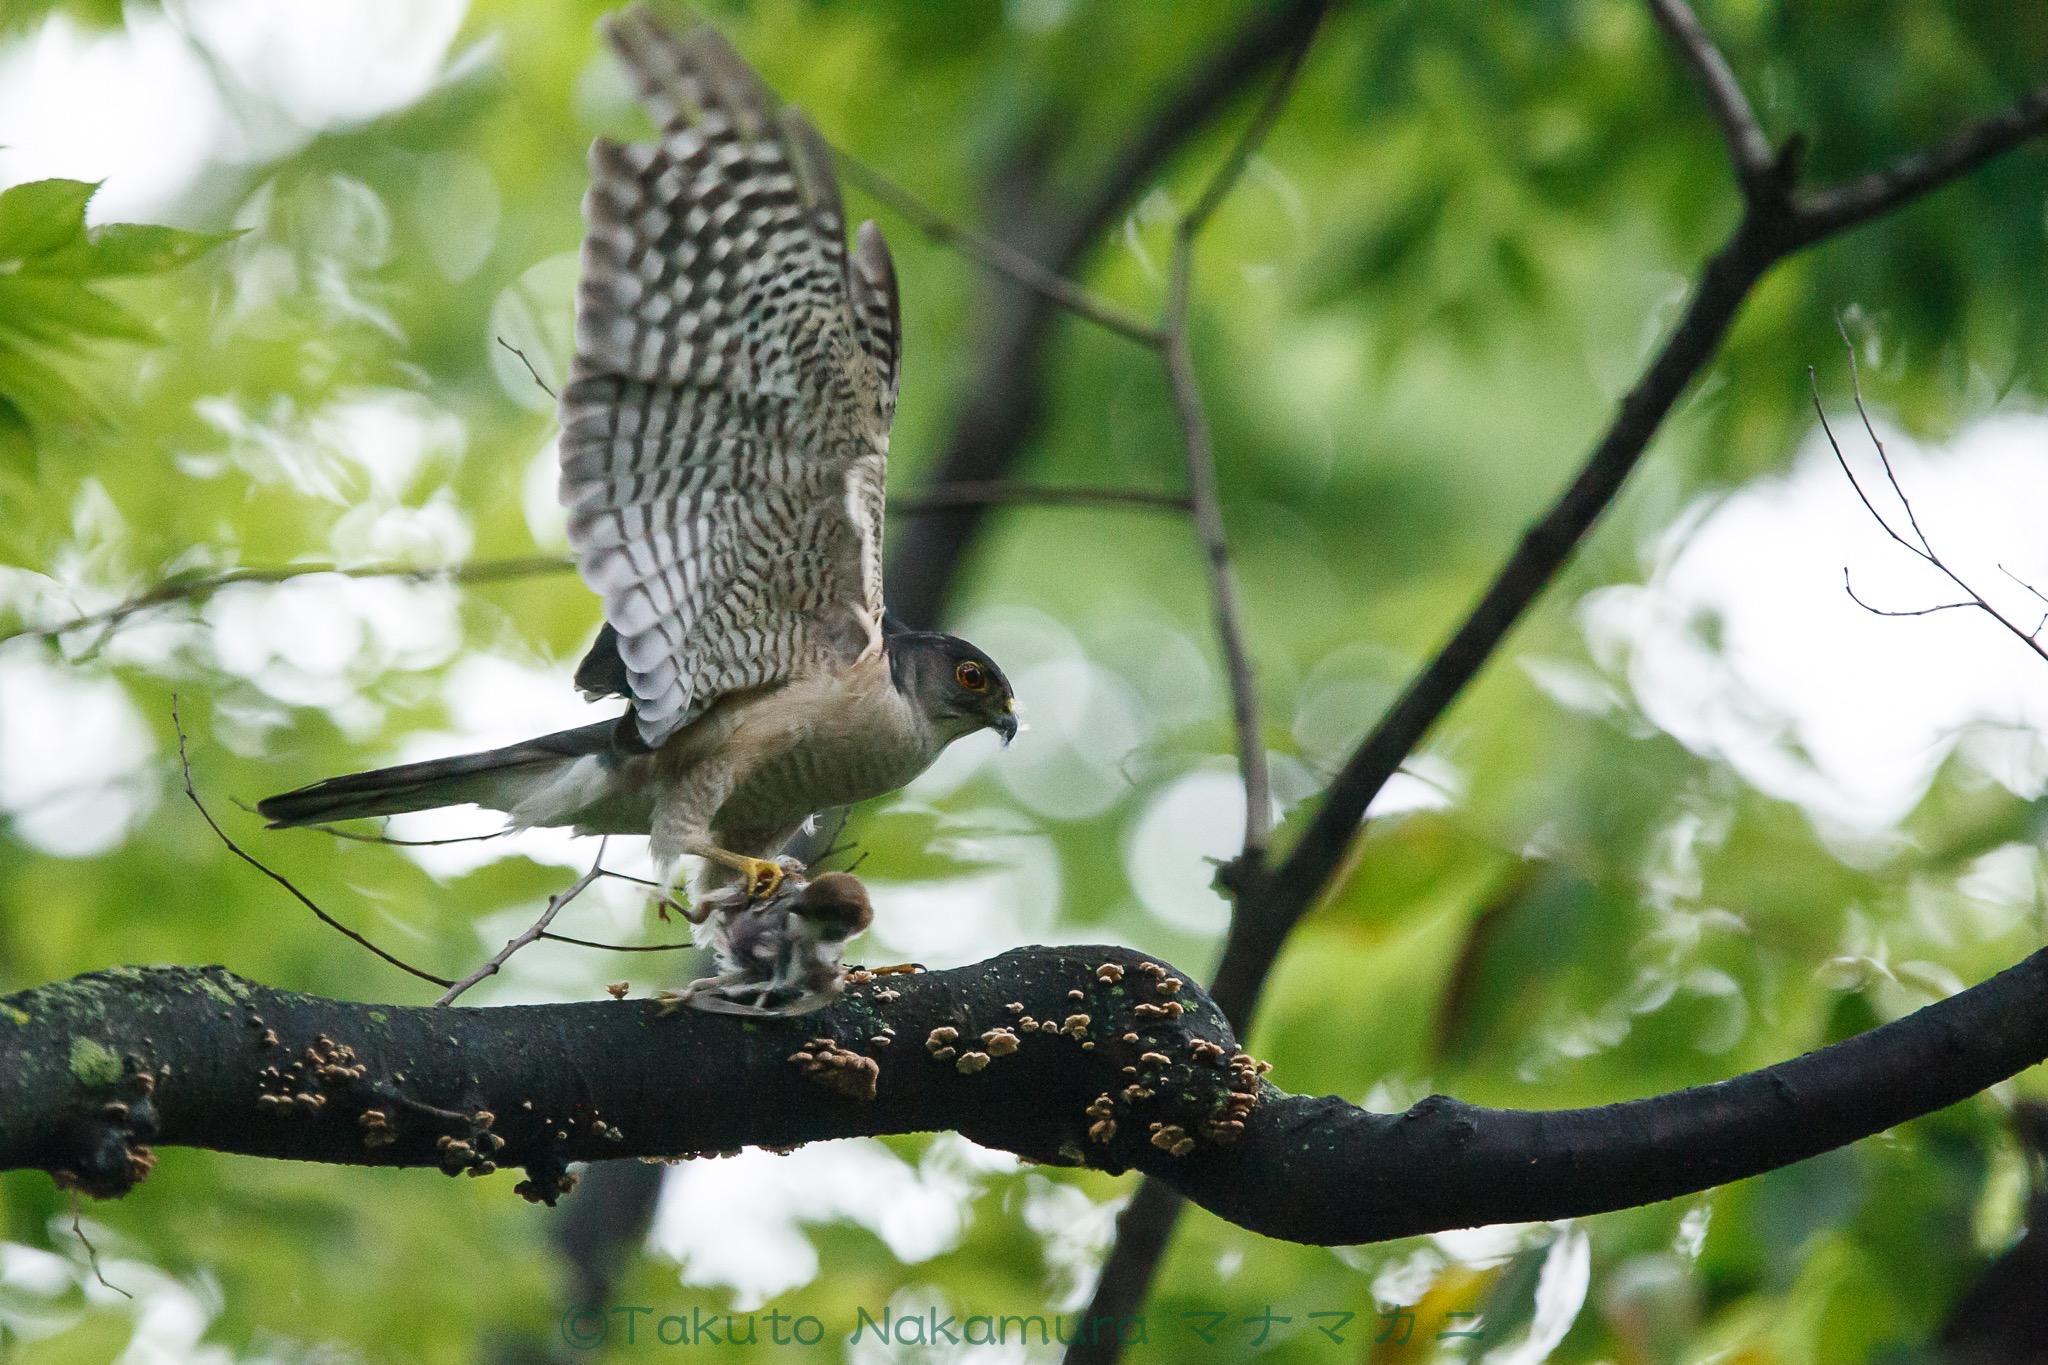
(259, 5, 1017, 910)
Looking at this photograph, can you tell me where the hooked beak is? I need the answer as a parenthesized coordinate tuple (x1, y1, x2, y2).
(992, 698, 1018, 745)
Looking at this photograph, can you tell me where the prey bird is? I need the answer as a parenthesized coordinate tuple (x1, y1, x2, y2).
(258, 5, 1017, 920)
(658, 863, 874, 1016)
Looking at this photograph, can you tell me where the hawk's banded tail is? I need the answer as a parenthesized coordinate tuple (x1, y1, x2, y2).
(256, 720, 631, 829)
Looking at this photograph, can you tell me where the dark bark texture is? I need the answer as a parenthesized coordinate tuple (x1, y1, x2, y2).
(7, 943, 2048, 1245)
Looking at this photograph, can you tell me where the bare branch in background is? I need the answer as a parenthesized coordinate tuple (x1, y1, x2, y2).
(890, 482, 1191, 516)
(1158, 277, 1270, 861)
(171, 699, 452, 989)
(2, 556, 577, 651)
(1814, 345, 2048, 664)
(1, 485, 1188, 653)
(835, 151, 1162, 347)
(495, 337, 558, 400)
(1793, 81, 2048, 244)
(1066, 12, 1327, 1355)
(1646, 0, 1779, 194)
(435, 842, 610, 1006)
(1159, 4, 1326, 868)
(69, 1198, 130, 1299)
(283, 822, 516, 849)
(885, 0, 1337, 628)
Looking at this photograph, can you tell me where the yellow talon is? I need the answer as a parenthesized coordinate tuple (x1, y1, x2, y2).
(741, 857, 784, 901)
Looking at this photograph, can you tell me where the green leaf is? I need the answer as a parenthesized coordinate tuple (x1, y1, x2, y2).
(45, 222, 241, 277)
(0, 336, 101, 439)
(0, 277, 158, 345)
(0, 393, 31, 467)
(0, 179, 229, 459)
(0, 177, 96, 262)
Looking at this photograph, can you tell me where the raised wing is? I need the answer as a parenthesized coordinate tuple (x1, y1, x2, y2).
(559, 4, 900, 745)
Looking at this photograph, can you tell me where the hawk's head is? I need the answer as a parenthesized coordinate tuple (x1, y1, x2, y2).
(884, 626, 1018, 746)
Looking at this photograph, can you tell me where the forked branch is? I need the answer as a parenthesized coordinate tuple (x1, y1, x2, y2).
(1814, 338, 2048, 665)
(1254, 10, 2048, 1007)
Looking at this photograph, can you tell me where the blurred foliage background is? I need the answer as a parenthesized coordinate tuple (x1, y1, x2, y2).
(3, 1, 2048, 1361)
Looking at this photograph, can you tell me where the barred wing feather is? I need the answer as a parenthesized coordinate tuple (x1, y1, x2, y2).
(559, 5, 899, 746)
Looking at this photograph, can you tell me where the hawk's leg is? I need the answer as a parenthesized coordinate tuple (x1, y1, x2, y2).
(686, 841, 789, 900)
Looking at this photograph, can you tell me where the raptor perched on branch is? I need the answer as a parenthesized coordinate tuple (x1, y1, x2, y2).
(257, 6, 1017, 906)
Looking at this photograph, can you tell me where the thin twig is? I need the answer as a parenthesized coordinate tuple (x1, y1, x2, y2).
(70, 1197, 130, 1299)
(496, 337, 558, 400)
(1813, 370, 1932, 564)
(5, 556, 576, 649)
(435, 841, 610, 1005)
(1160, 259, 1271, 860)
(1180, 8, 1324, 237)
(1645, 0, 1776, 193)
(834, 150, 1163, 347)
(1158, 4, 1326, 865)
(596, 868, 665, 891)
(2000, 565, 2048, 609)
(4, 484, 1191, 653)
(228, 798, 518, 848)
(293, 824, 515, 849)
(1841, 570, 1974, 618)
(1838, 326, 1936, 552)
(892, 482, 1191, 515)
(1066, 14, 1328, 1361)
(171, 699, 452, 987)
(538, 930, 695, 953)
(1813, 353, 2048, 665)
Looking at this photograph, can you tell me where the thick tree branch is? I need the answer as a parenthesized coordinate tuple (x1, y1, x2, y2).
(6, 944, 2048, 1245)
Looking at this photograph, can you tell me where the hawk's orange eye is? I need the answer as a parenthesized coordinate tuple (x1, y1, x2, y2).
(956, 661, 988, 691)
